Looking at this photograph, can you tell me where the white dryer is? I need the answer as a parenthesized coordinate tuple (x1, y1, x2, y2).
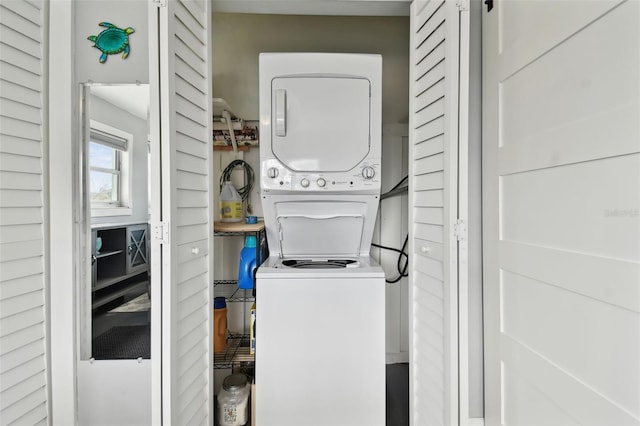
(256, 53, 385, 426)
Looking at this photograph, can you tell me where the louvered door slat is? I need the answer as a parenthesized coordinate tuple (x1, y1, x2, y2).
(176, 323, 208, 359)
(0, 190, 42, 209)
(0, 1, 40, 28)
(175, 59, 207, 94)
(176, 78, 207, 111)
(0, 101, 41, 127)
(0, 26, 41, 59)
(415, 80, 445, 115)
(176, 151, 208, 175)
(0, 274, 43, 300)
(0, 44, 41, 76)
(175, 95, 208, 126)
(0, 341, 44, 376)
(0, 240, 43, 262)
(0, 321, 44, 356)
(415, 134, 444, 158)
(0, 137, 41, 158)
(0, 80, 41, 109)
(0, 353, 45, 391)
(175, 40, 207, 80)
(0, 152, 42, 173)
(415, 0, 445, 34)
(414, 116, 445, 144)
(415, 60, 445, 96)
(177, 0, 205, 29)
(176, 136, 208, 160)
(416, 20, 446, 64)
(0, 62, 41, 90)
(0, 116, 41, 141)
(174, 22, 206, 61)
(175, 224, 208, 246)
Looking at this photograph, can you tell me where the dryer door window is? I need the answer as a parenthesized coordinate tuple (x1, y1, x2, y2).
(271, 77, 370, 172)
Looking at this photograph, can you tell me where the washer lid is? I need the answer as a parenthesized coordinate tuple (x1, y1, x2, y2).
(271, 76, 371, 172)
(277, 214, 364, 259)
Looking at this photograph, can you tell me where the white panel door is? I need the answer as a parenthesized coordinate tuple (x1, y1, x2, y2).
(0, 0, 49, 424)
(409, 0, 469, 424)
(156, 0, 213, 424)
(483, 1, 640, 424)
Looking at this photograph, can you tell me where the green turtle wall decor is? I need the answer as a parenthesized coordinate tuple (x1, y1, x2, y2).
(87, 22, 135, 63)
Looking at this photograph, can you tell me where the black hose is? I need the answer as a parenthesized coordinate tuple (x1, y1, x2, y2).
(220, 159, 254, 203)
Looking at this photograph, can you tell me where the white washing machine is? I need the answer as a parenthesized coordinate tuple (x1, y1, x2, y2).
(256, 53, 385, 426)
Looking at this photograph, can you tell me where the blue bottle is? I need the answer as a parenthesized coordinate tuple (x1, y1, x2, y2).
(238, 235, 257, 289)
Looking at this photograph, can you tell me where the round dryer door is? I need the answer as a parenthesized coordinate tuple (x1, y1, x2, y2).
(271, 76, 371, 172)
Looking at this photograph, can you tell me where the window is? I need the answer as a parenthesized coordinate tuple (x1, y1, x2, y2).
(89, 121, 132, 214)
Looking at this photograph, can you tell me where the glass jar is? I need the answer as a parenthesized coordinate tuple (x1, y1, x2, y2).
(217, 373, 250, 426)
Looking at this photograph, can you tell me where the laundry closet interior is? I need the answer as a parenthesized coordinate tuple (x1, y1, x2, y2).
(211, 10, 411, 368)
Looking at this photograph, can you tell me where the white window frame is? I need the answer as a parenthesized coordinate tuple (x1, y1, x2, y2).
(90, 120, 133, 217)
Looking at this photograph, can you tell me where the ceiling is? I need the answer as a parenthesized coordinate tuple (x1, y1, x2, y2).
(211, 0, 410, 16)
(91, 85, 149, 120)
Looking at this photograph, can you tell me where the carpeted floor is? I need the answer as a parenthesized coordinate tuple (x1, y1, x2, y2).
(92, 324, 150, 360)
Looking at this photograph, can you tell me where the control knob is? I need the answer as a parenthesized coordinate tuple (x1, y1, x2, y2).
(361, 166, 375, 179)
(267, 167, 279, 179)
(300, 178, 310, 188)
(317, 178, 326, 188)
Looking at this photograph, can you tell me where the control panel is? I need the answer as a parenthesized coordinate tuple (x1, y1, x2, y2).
(261, 159, 381, 193)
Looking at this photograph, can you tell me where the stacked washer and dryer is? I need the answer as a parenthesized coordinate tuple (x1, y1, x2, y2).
(255, 53, 385, 425)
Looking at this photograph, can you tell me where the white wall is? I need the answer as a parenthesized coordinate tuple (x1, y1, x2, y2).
(75, 0, 149, 84)
(211, 13, 411, 357)
(212, 13, 409, 123)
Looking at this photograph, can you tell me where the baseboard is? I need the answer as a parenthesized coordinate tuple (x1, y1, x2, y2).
(467, 417, 485, 426)
(386, 351, 409, 364)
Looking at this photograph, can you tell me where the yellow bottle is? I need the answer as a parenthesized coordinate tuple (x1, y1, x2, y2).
(220, 180, 242, 222)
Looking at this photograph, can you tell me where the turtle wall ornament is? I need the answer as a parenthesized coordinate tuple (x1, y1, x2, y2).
(87, 22, 135, 63)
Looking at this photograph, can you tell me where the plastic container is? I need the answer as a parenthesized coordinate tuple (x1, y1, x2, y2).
(249, 302, 256, 355)
(217, 373, 250, 426)
(238, 235, 257, 290)
(220, 180, 242, 222)
(213, 297, 227, 353)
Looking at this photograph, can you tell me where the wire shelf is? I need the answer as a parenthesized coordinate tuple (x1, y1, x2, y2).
(214, 334, 253, 369)
(214, 231, 246, 237)
(214, 281, 254, 302)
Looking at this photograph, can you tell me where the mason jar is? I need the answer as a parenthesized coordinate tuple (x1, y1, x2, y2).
(217, 373, 250, 426)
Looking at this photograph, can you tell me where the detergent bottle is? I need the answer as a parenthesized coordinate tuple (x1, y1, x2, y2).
(238, 235, 257, 289)
(213, 297, 227, 353)
(220, 180, 242, 222)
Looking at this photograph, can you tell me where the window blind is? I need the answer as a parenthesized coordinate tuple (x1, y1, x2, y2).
(91, 128, 128, 151)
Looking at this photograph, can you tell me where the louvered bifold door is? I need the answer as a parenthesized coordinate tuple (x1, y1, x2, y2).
(157, 0, 213, 424)
(409, 0, 465, 424)
(0, 0, 49, 424)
